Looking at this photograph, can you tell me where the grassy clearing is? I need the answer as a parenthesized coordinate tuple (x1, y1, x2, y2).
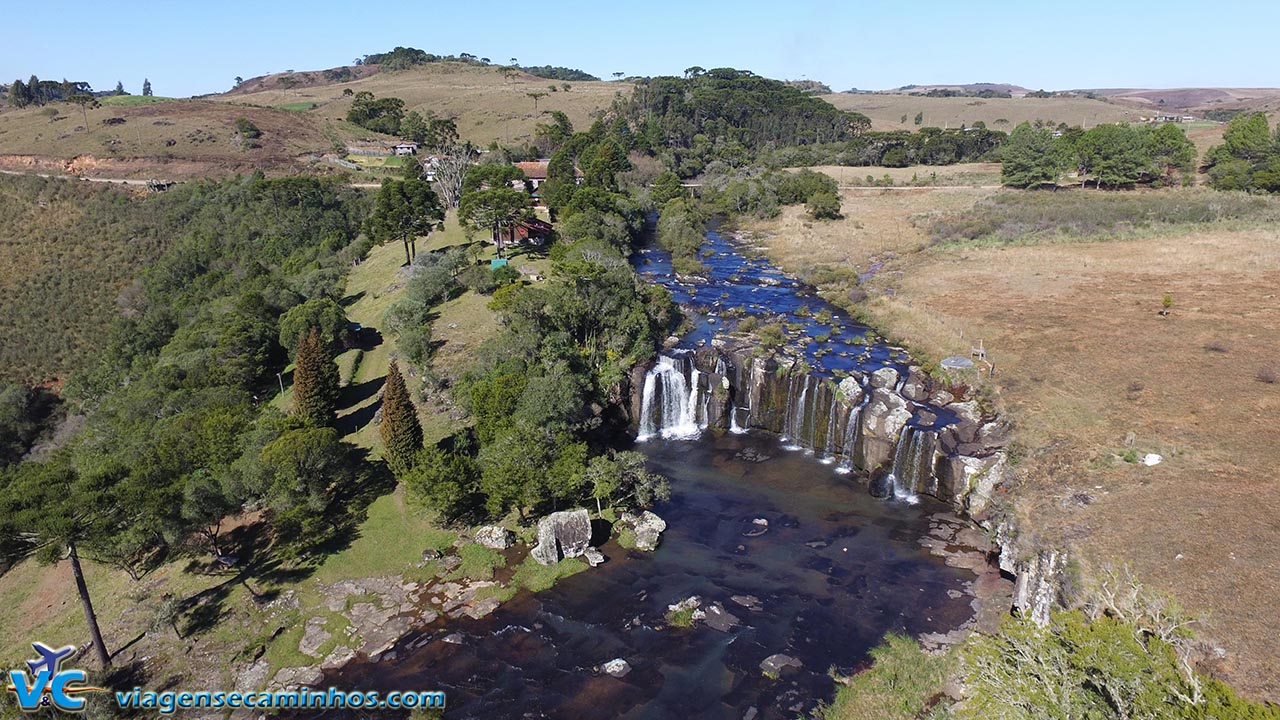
(446, 544, 507, 582)
(98, 95, 174, 106)
(510, 557, 587, 592)
(278, 101, 320, 112)
(818, 634, 951, 720)
(796, 163, 1002, 187)
(310, 488, 456, 586)
(822, 93, 1134, 131)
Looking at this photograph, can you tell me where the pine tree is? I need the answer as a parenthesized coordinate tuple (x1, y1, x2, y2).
(380, 361, 423, 476)
(113, 80, 125, 96)
(142, 78, 152, 96)
(292, 328, 339, 426)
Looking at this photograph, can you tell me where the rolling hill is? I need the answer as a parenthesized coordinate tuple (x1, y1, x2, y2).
(821, 91, 1137, 131)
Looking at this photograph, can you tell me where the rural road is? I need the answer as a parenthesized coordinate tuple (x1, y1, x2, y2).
(0, 169, 998, 192)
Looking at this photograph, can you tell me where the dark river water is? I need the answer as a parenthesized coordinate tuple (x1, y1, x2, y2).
(326, 433, 976, 719)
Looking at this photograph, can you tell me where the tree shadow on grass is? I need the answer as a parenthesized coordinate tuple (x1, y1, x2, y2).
(340, 376, 385, 410)
(339, 290, 366, 308)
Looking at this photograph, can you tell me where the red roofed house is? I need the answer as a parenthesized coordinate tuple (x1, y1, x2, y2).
(513, 160, 583, 204)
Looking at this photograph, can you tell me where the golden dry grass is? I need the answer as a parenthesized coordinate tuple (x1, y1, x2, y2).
(217, 62, 626, 147)
(743, 187, 1280, 700)
(822, 93, 1135, 131)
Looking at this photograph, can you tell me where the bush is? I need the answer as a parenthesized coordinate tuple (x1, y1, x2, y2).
(234, 117, 262, 139)
(806, 191, 842, 220)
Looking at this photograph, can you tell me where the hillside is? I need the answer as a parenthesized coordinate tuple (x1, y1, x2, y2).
(0, 97, 346, 179)
(210, 62, 627, 147)
(0, 175, 171, 383)
(0, 62, 625, 180)
(1084, 87, 1280, 115)
(822, 92, 1135, 130)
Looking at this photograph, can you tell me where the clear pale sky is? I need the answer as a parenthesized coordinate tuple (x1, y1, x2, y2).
(4, 0, 1277, 97)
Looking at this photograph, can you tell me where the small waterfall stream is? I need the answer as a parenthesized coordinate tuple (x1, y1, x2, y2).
(886, 428, 938, 504)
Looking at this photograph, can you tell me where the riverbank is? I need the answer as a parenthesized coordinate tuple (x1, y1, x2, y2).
(738, 184, 1280, 700)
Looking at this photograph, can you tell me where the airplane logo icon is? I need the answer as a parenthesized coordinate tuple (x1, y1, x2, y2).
(27, 642, 76, 677)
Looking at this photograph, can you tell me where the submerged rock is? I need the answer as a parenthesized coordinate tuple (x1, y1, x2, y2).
(532, 509, 592, 565)
(473, 525, 514, 550)
(602, 658, 632, 677)
(760, 653, 802, 676)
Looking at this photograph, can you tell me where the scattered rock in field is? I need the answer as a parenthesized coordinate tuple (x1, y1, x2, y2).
(602, 658, 632, 677)
(532, 509, 592, 564)
(439, 555, 463, 573)
(235, 659, 270, 693)
(271, 666, 323, 690)
(298, 617, 331, 658)
(473, 525, 515, 550)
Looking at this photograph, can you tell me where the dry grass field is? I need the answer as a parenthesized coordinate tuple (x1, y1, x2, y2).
(216, 63, 627, 147)
(822, 92, 1136, 130)
(742, 185, 1280, 701)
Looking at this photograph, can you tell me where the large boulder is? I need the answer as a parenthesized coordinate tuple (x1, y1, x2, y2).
(836, 376, 864, 405)
(531, 509, 592, 565)
(473, 525, 514, 550)
(901, 366, 930, 403)
(870, 367, 899, 389)
(621, 510, 668, 551)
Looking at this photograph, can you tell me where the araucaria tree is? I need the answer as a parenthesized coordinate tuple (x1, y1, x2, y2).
(458, 187, 532, 258)
(379, 361, 422, 476)
(291, 328, 339, 427)
(369, 179, 445, 265)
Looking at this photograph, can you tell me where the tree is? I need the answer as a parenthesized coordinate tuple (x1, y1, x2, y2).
(233, 76, 243, 87)
(369, 178, 445, 264)
(650, 170, 686, 206)
(1001, 122, 1065, 188)
(526, 91, 548, 111)
(379, 361, 422, 476)
(403, 443, 477, 520)
(9, 78, 33, 108)
(68, 93, 99, 129)
(2, 460, 113, 668)
(180, 470, 236, 557)
(914, 111, 924, 126)
(291, 328, 339, 427)
(462, 163, 527, 194)
(142, 78, 152, 96)
(278, 297, 349, 357)
(427, 145, 476, 208)
(806, 191, 842, 220)
(1076, 124, 1150, 188)
(458, 187, 532, 258)
(113, 80, 126, 96)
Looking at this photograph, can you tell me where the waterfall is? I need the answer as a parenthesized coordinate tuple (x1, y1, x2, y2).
(885, 428, 937, 503)
(836, 404, 862, 474)
(637, 353, 705, 441)
(728, 403, 746, 434)
(820, 390, 840, 464)
(783, 375, 810, 450)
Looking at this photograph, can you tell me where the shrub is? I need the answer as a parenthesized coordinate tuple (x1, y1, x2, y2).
(1258, 367, 1277, 384)
(807, 191, 842, 220)
(234, 117, 262, 139)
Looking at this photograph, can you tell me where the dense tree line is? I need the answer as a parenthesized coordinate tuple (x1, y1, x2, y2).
(618, 68, 872, 177)
(519, 65, 599, 81)
(1000, 121, 1196, 189)
(762, 126, 1006, 168)
(1203, 112, 1280, 193)
(5, 75, 93, 107)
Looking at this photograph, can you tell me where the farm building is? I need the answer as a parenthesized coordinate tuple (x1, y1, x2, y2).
(514, 160, 584, 203)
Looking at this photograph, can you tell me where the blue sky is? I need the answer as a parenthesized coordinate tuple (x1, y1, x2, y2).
(4, 0, 1277, 97)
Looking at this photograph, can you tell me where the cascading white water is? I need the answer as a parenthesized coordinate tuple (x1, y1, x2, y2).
(836, 404, 862, 474)
(886, 427, 937, 504)
(783, 375, 810, 450)
(728, 403, 747, 434)
(637, 354, 704, 441)
(820, 391, 840, 464)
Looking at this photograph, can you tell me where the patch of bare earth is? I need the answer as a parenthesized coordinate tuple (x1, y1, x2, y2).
(743, 189, 1280, 701)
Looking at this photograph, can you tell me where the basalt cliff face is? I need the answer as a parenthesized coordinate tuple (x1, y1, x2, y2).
(630, 340, 1062, 624)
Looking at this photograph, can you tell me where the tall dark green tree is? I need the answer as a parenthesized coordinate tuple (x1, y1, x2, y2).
(142, 78, 152, 96)
(2, 459, 114, 668)
(113, 80, 126, 96)
(379, 361, 422, 476)
(369, 178, 445, 265)
(1001, 122, 1065, 188)
(291, 328, 339, 427)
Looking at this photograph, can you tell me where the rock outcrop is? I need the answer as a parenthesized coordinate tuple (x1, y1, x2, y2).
(473, 525, 514, 550)
(531, 509, 592, 565)
(621, 511, 667, 551)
